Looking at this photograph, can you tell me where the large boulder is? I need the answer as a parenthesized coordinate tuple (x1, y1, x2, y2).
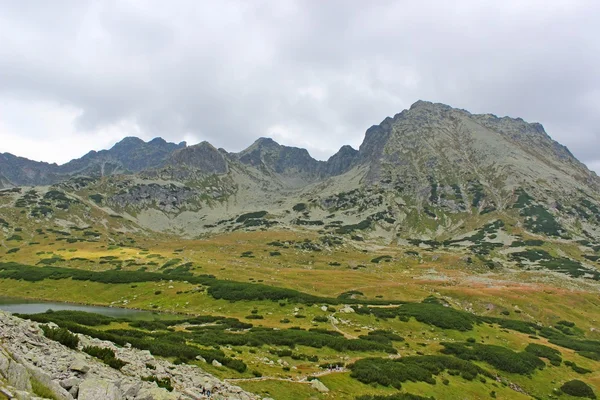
(7, 360, 31, 391)
(0, 349, 10, 377)
(310, 379, 329, 393)
(69, 360, 91, 374)
(78, 379, 122, 400)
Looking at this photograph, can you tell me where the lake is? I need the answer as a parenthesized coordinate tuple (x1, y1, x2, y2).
(0, 296, 163, 320)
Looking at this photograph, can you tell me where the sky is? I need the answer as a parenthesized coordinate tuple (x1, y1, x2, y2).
(1, 0, 599, 172)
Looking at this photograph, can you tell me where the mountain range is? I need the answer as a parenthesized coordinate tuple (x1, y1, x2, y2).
(2, 100, 600, 244)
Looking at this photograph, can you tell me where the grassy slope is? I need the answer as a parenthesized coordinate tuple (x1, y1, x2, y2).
(1, 195, 600, 399)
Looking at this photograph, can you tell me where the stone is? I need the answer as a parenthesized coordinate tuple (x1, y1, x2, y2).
(78, 379, 122, 400)
(310, 379, 330, 393)
(69, 360, 90, 374)
(339, 305, 355, 313)
(0, 350, 10, 377)
(212, 359, 223, 367)
(135, 387, 178, 400)
(121, 381, 141, 397)
(68, 385, 79, 398)
(8, 360, 32, 391)
(59, 377, 81, 390)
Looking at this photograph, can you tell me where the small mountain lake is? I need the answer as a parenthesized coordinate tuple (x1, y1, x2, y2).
(0, 297, 163, 320)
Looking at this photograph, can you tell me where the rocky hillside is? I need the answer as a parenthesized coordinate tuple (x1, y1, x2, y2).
(2, 100, 600, 245)
(0, 311, 259, 400)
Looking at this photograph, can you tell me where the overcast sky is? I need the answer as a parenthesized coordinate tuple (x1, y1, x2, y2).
(1, 1, 599, 172)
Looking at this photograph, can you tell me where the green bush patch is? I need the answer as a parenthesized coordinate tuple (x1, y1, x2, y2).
(560, 380, 596, 399)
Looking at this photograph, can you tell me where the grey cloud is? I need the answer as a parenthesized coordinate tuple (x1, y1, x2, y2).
(0, 0, 599, 171)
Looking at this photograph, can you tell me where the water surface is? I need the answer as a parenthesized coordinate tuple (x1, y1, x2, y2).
(0, 296, 162, 320)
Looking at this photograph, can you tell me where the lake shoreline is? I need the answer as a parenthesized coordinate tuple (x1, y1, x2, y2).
(0, 295, 171, 318)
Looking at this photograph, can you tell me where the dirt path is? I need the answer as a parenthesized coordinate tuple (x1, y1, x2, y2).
(329, 317, 357, 339)
(224, 369, 347, 383)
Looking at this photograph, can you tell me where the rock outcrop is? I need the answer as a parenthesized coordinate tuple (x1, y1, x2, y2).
(0, 311, 260, 400)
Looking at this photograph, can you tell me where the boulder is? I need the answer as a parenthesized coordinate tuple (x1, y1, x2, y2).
(59, 377, 81, 390)
(78, 379, 122, 400)
(339, 306, 355, 313)
(211, 359, 223, 367)
(121, 381, 141, 398)
(135, 387, 178, 400)
(26, 363, 74, 400)
(70, 360, 90, 374)
(310, 379, 329, 393)
(0, 350, 10, 377)
(8, 360, 32, 391)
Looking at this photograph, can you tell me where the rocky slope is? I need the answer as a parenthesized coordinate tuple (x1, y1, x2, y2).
(2, 100, 600, 243)
(0, 311, 260, 400)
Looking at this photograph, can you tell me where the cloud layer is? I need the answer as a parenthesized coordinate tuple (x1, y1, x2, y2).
(0, 0, 599, 170)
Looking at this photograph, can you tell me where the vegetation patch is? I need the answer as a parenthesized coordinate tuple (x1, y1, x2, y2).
(335, 220, 372, 234)
(560, 380, 596, 399)
(524, 343, 561, 366)
(236, 211, 268, 223)
(441, 342, 545, 374)
(371, 255, 392, 264)
(83, 346, 127, 370)
(40, 325, 79, 349)
(350, 355, 492, 388)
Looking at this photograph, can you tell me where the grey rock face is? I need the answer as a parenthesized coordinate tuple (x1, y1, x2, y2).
(323, 145, 359, 176)
(167, 142, 229, 174)
(7, 360, 32, 391)
(0, 349, 10, 376)
(78, 379, 122, 400)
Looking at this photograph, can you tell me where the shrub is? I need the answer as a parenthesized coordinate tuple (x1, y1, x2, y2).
(293, 203, 307, 212)
(41, 325, 79, 349)
(441, 342, 544, 374)
(83, 346, 127, 370)
(236, 211, 268, 222)
(371, 255, 392, 264)
(89, 194, 104, 204)
(350, 355, 492, 389)
(565, 361, 592, 374)
(524, 343, 561, 365)
(560, 380, 596, 398)
(142, 376, 173, 392)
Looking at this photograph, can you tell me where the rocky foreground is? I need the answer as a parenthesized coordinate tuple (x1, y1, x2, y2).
(0, 311, 261, 400)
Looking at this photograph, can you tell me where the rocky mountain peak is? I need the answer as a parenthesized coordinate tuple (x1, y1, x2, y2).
(112, 136, 146, 149)
(167, 141, 228, 174)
